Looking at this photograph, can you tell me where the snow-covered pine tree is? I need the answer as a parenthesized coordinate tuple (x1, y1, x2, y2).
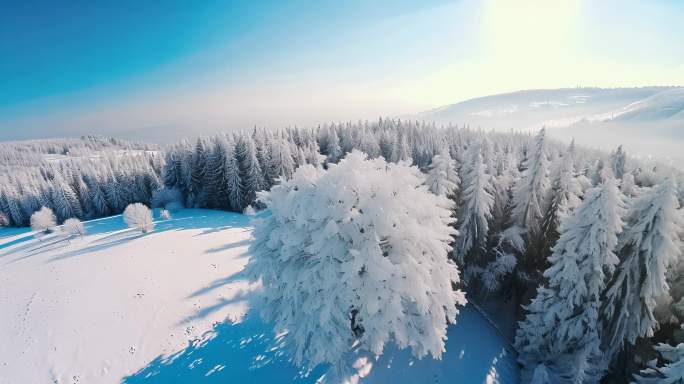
(50, 175, 84, 222)
(246, 150, 466, 371)
(188, 138, 206, 208)
(162, 148, 183, 190)
(426, 147, 460, 197)
(104, 174, 127, 213)
(539, 149, 583, 261)
(270, 136, 295, 180)
(203, 137, 229, 210)
(85, 175, 110, 218)
(325, 126, 343, 164)
(633, 343, 684, 383)
(600, 179, 683, 373)
(4, 188, 26, 227)
(390, 134, 412, 163)
(511, 128, 550, 276)
(515, 177, 624, 383)
(225, 138, 244, 212)
(610, 145, 627, 180)
(455, 141, 494, 281)
(235, 133, 264, 207)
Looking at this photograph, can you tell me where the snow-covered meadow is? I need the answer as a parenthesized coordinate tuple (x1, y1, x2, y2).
(0, 209, 518, 383)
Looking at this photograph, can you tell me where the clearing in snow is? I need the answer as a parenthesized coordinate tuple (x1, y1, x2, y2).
(0, 209, 519, 383)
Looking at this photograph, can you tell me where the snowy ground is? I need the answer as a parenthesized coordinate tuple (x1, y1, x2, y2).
(0, 209, 519, 383)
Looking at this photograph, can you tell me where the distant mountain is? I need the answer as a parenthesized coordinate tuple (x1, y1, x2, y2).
(414, 86, 684, 167)
(415, 86, 682, 130)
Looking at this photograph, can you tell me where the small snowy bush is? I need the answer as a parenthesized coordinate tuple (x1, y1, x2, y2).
(30, 207, 56, 235)
(0, 213, 9, 227)
(159, 209, 171, 220)
(243, 205, 256, 216)
(62, 218, 86, 237)
(123, 203, 154, 233)
(246, 150, 466, 370)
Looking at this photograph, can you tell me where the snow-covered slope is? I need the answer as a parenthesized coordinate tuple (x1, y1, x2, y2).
(0, 209, 519, 384)
(416, 87, 682, 129)
(415, 86, 684, 167)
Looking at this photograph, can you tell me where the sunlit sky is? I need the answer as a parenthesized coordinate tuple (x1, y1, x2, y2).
(1, 0, 683, 141)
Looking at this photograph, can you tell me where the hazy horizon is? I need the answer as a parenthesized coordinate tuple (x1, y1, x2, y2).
(2, 0, 684, 144)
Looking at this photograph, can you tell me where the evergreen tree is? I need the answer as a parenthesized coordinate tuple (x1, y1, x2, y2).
(50, 175, 83, 221)
(426, 148, 460, 197)
(86, 175, 110, 218)
(600, 179, 683, 373)
(204, 138, 229, 210)
(610, 145, 627, 180)
(390, 134, 412, 163)
(235, 134, 264, 207)
(511, 128, 550, 276)
(539, 151, 583, 261)
(515, 178, 624, 383)
(270, 137, 295, 180)
(189, 138, 206, 207)
(104, 175, 127, 213)
(246, 151, 466, 370)
(225, 139, 244, 212)
(455, 142, 494, 280)
(325, 127, 343, 164)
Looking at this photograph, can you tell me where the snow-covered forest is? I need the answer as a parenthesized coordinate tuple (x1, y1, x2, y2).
(0, 136, 162, 226)
(1, 121, 684, 382)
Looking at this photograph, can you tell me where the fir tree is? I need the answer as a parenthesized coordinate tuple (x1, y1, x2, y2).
(511, 128, 550, 276)
(600, 179, 683, 373)
(225, 139, 244, 212)
(515, 178, 624, 383)
(189, 138, 206, 207)
(426, 147, 460, 197)
(455, 142, 494, 280)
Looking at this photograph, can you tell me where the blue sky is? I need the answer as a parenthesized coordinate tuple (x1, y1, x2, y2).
(1, 0, 683, 141)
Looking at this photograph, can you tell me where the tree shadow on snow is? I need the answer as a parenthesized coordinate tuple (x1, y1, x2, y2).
(124, 305, 520, 384)
(42, 209, 252, 263)
(123, 312, 328, 384)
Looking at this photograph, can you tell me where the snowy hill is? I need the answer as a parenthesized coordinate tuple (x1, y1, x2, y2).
(415, 86, 684, 166)
(416, 87, 681, 129)
(0, 209, 519, 384)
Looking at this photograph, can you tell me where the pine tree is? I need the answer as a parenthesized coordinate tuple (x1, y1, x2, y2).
(391, 134, 412, 163)
(600, 179, 683, 373)
(455, 142, 494, 280)
(85, 175, 110, 217)
(270, 137, 295, 181)
(189, 138, 206, 207)
(325, 127, 343, 164)
(539, 151, 583, 261)
(515, 177, 624, 383)
(50, 175, 83, 221)
(426, 148, 460, 197)
(511, 128, 550, 276)
(225, 139, 244, 212)
(204, 138, 229, 210)
(610, 145, 627, 180)
(235, 134, 264, 207)
(104, 175, 127, 213)
(512, 128, 549, 235)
